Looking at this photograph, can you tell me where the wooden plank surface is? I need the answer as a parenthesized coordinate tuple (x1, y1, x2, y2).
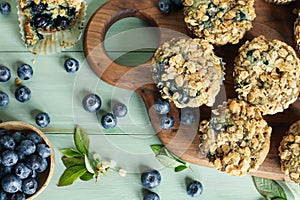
(84, 0, 300, 182)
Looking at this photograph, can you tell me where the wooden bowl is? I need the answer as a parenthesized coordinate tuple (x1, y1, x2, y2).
(0, 121, 55, 199)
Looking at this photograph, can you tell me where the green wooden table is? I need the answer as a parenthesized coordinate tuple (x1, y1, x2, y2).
(0, 0, 299, 199)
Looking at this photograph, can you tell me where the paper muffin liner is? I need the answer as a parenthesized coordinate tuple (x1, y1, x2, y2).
(17, 0, 87, 55)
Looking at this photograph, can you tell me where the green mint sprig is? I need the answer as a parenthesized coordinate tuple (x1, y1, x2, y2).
(150, 144, 191, 172)
(58, 126, 123, 187)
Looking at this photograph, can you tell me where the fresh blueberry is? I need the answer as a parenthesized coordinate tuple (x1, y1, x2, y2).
(82, 94, 102, 112)
(16, 139, 36, 157)
(15, 86, 31, 103)
(1, 174, 22, 193)
(0, 135, 15, 150)
(11, 131, 25, 144)
(35, 112, 50, 128)
(186, 180, 203, 197)
(17, 64, 33, 80)
(25, 154, 43, 170)
(113, 102, 127, 117)
(0, 92, 9, 107)
(1, 150, 18, 167)
(171, 0, 183, 10)
(159, 114, 174, 130)
(0, 189, 7, 200)
(0, 166, 11, 180)
(158, 0, 171, 14)
(154, 98, 170, 115)
(64, 58, 79, 73)
(141, 169, 161, 189)
(144, 191, 160, 200)
(0, 2, 10, 15)
(26, 132, 42, 144)
(36, 157, 48, 173)
(180, 107, 196, 125)
(8, 192, 26, 200)
(36, 143, 51, 158)
(0, 66, 11, 82)
(100, 113, 117, 129)
(14, 163, 32, 179)
(22, 178, 38, 195)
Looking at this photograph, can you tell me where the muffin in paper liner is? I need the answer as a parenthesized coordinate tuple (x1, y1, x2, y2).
(199, 99, 272, 176)
(17, 0, 87, 55)
(152, 37, 225, 108)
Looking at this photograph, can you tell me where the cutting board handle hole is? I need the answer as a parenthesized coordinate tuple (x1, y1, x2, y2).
(103, 16, 160, 67)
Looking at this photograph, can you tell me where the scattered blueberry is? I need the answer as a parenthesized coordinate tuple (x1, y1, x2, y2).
(180, 107, 197, 125)
(36, 158, 48, 173)
(17, 64, 33, 80)
(159, 115, 174, 130)
(22, 178, 38, 195)
(8, 192, 25, 200)
(0, 2, 10, 15)
(15, 86, 31, 103)
(0, 66, 11, 82)
(35, 112, 50, 128)
(171, 0, 183, 10)
(186, 180, 203, 197)
(16, 139, 36, 156)
(11, 132, 25, 144)
(26, 132, 42, 144)
(1, 174, 22, 193)
(25, 154, 42, 170)
(64, 58, 79, 73)
(1, 150, 18, 167)
(36, 143, 51, 158)
(0, 135, 15, 150)
(158, 0, 171, 14)
(144, 191, 160, 200)
(153, 98, 170, 115)
(0, 92, 9, 107)
(141, 169, 161, 189)
(100, 113, 117, 129)
(113, 102, 127, 117)
(82, 94, 102, 112)
(14, 163, 31, 179)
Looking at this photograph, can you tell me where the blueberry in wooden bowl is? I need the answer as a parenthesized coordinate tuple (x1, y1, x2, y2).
(0, 121, 55, 200)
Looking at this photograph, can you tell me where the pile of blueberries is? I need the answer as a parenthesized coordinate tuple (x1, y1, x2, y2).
(0, 129, 51, 200)
(141, 169, 203, 199)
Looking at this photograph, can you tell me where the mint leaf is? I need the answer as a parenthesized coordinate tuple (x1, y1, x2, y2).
(80, 172, 94, 181)
(61, 148, 82, 158)
(74, 126, 90, 155)
(175, 165, 188, 172)
(58, 165, 87, 187)
(61, 156, 85, 168)
(150, 144, 164, 154)
(252, 177, 287, 200)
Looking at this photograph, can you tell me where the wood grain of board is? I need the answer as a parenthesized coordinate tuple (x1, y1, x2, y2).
(84, 0, 300, 181)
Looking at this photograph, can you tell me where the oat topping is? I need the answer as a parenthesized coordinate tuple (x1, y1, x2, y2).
(199, 99, 272, 176)
(152, 37, 224, 108)
(279, 120, 300, 184)
(264, 0, 296, 4)
(233, 35, 300, 115)
(183, 0, 256, 45)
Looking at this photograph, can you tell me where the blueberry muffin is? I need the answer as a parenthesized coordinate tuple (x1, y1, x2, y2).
(183, 0, 256, 45)
(152, 37, 224, 108)
(234, 35, 300, 115)
(295, 11, 300, 53)
(264, 0, 296, 4)
(199, 99, 272, 176)
(19, 0, 84, 46)
(279, 120, 300, 184)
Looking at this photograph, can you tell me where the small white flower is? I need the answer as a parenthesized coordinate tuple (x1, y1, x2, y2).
(102, 161, 110, 169)
(118, 169, 127, 177)
(110, 160, 117, 168)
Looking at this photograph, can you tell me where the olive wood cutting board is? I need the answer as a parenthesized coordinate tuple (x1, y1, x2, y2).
(83, 0, 300, 182)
